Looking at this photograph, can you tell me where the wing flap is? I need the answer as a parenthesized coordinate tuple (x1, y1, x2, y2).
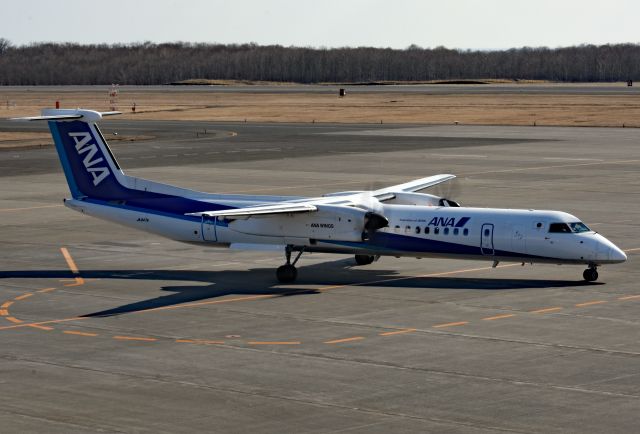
(372, 174, 455, 195)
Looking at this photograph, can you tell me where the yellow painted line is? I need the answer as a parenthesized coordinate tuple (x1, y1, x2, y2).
(575, 300, 607, 308)
(482, 313, 515, 321)
(63, 330, 98, 337)
(38, 287, 56, 293)
(618, 295, 640, 301)
(5, 316, 22, 324)
(623, 247, 640, 253)
(379, 328, 417, 336)
(135, 294, 277, 313)
(60, 247, 80, 274)
(530, 307, 563, 314)
(324, 336, 365, 344)
(113, 335, 157, 342)
(14, 293, 33, 301)
(28, 324, 53, 331)
(0, 309, 8, 316)
(0, 301, 12, 309)
(247, 341, 301, 345)
(432, 321, 468, 329)
(0, 204, 63, 212)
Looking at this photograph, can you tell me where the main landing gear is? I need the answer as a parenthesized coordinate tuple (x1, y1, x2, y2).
(354, 254, 375, 265)
(583, 265, 599, 282)
(276, 245, 304, 283)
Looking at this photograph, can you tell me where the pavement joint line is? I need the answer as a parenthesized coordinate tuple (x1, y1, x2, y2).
(0, 204, 63, 212)
(324, 336, 365, 344)
(433, 321, 468, 328)
(530, 307, 563, 314)
(379, 328, 417, 336)
(113, 335, 158, 342)
(575, 300, 607, 308)
(482, 313, 516, 321)
(462, 158, 640, 176)
(623, 247, 640, 253)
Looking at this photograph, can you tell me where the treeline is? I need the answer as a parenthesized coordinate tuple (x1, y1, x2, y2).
(0, 39, 638, 85)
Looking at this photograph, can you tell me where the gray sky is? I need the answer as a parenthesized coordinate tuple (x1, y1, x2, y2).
(2, 0, 638, 49)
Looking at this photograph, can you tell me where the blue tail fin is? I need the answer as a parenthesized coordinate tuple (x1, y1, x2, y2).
(49, 118, 128, 199)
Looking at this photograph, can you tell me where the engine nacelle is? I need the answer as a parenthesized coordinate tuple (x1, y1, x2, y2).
(227, 204, 377, 242)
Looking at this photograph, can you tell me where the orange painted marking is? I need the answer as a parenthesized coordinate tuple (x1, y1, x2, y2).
(379, 328, 417, 336)
(14, 293, 33, 301)
(38, 288, 56, 293)
(0, 309, 8, 316)
(28, 324, 53, 331)
(318, 263, 520, 292)
(114, 335, 157, 342)
(63, 330, 98, 337)
(433, 321, 468, 329)
(60, 247, 80, 274)
(5, 316, 22, 324)
(623, 247, 640, 253)
(530, 307, 562, 314)
(575, 300, 607, 308)
(64, 277, 85, 287)
(175, 339, 225, 345)
(0, 316, 86, 331)
(247, 341, 301, 345)
(0, 204, 63, 212)
(618, 295, 640, 301)
(324, 336, 365, 344)
(482, 313, 515, 321)
(0, 301, 13, 309)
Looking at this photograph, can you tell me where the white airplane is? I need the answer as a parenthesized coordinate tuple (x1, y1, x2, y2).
(13, 109, 626, 283)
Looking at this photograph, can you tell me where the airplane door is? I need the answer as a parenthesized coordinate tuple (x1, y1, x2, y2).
(202, 216, 217, 242)
(481, 223, 494, 256)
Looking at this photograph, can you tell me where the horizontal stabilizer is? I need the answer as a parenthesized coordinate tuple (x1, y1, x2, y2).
(11, 109, 122, 123)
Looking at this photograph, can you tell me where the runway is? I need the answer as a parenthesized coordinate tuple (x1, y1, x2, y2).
(0, 120, 639, 433)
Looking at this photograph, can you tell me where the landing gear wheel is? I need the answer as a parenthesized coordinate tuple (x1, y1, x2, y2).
(277, 264, 297, 283)
(355, 254, 375, 265)
(583, 268, 599, 282)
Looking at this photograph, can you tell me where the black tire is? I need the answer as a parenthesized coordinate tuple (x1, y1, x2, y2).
(276, 264, 297, 283)
(583, 268, 598, 282)
(355, 254, 375, 265)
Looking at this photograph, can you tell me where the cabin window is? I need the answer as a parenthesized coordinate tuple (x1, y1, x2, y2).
(405, 225, 412, 234)
(434, 227, 440, 235)
(463, 228, 469, 236)
(394, 225, 401, 233)
(444, 228, 450, 235)
(415, 226, 421, 234)
(453, 228, 459, 235)
(425, 227, 430, 234)
(484, 228, 491, 237)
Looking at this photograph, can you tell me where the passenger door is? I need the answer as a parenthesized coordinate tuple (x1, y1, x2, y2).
(202, 216, 217, 242)
(481, 223, 494, 256)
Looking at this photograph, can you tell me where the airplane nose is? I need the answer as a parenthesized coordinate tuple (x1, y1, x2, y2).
(609, 245, 627, 263)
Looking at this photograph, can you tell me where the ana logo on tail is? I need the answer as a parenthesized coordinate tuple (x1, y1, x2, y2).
(69, 132, 110, 186)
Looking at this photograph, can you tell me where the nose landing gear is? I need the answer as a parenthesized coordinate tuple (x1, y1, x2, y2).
(583, 266, 599, 282)
(276, 245, 304, 283)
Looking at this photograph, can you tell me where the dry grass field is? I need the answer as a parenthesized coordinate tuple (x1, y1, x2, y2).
(1, 86, 639, 147)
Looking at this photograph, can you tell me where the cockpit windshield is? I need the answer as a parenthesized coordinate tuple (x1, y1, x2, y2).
(549, 222, 591, 233)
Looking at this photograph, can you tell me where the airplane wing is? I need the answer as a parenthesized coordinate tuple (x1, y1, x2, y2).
(371, 174, 455, 195)
(187, 202, 317, 218)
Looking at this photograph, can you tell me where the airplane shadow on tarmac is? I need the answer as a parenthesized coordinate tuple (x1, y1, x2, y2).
(0, 258, 600, 318)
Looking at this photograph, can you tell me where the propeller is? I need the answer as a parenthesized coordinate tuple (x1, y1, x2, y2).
(432, 176, 463, 207)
